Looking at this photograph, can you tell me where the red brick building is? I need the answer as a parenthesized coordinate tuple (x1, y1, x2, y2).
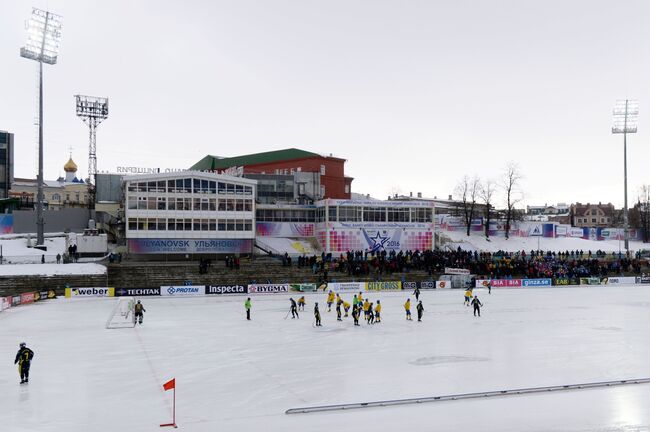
(191, 148, 353, 199)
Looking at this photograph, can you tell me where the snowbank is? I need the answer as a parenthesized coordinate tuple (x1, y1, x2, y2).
(0, 263, 106, 276)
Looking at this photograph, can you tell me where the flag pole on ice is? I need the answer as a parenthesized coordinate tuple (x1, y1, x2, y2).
(160, 378, 178, 428)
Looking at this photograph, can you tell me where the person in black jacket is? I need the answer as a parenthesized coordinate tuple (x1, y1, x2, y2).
(314, 302, 322, 327)
(416, 301, 424, 322)
(135, 300, 146, 324)
(14, 342, 35, 384)
(290, 298, 299, 319)
(471, 296, 483, 317)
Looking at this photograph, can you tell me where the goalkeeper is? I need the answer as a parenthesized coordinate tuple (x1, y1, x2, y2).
(135, 300, 146, 324)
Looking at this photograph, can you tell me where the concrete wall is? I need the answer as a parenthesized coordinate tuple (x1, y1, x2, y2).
(13, 208, 94, 233)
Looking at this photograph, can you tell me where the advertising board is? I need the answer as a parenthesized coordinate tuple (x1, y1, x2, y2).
(522, 279, 552, 287)
(476, 279, 522, 288)
(115, 287, 161, 296)
(205, 285, 248, 295)
(366, 281, 402, 291)
(248, 284, 290, 294)
(328, 282, 365, 293)
(65, 287, 115, 298)
(161, 286, 203, 296)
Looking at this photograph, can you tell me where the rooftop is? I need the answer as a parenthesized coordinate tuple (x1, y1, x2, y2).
(190, 148, 339, 171)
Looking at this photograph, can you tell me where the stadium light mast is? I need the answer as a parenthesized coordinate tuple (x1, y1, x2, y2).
(612, 99, 639, 255)
(20, 7, 63, 248)
(75, 95, 109, 209)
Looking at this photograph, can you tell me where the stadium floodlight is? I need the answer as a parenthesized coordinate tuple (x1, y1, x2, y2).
(75, 95, 109, 209)
(20, 8, 63, 248)
(612, 99, 639, 254)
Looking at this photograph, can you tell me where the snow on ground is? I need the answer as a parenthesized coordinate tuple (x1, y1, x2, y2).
(2, 286, 650, 431)
(0, 236, 67, 264)
(442, 230, 645, 253)
(0, 263, 106, 276)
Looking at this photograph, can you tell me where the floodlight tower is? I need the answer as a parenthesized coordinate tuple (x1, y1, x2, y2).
(75, 95, 109, 209)
(612, 99, 639, 254)
(20, 7, 63, 248)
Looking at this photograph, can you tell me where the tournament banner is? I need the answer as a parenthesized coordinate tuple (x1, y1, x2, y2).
(248, 284, 290, 294)
(289, 283, 317, 292)
(115, 287, 161, 297)
(600, 277, 636, 285)
(444, 268, 470, 275)
(579, 277, 601, 286)
(128, 238, 253, 254)
(522, 279, 552, 287)
(161, 286, 202, 296)
(366, 281, 402, 291)
(328, 282, 365, 293)
(20, 292, 35, 304)
(65, 287, 115, 298)
(205, 285, 248, 295)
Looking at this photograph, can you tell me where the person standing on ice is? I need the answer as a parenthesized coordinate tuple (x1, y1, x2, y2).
(245, 298, 252, 320)
(14, 342, 34, 384)
(290, 298, 299, 319)
(367, 302, 375, 324)
(413, 286, 420, 301)
(416, 301, 424, 322)
(343, 299, 351, 317)
(404, 298, 412, 320)
(363, 298, 371, 320)
(464, 288, 473, 306)
(336, 296, 343, 321)
(487, 280, 492, 295)
(314, 302, 322, 326)
(326, 291, 335, 312)
(134, 300, 146, 324)
(374, 300, 382, 323)
(297, 296, 306, 311)
(471, 296, 483, 317)
(352, 303, 360, 326)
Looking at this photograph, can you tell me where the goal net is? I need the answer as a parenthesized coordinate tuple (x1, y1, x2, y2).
(106, 297, 136, 329)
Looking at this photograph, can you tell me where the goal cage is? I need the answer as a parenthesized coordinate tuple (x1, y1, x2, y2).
(106, 297, 136, 329)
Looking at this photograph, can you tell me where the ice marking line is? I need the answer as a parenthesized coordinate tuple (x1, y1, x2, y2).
(285, 378, 650, 414)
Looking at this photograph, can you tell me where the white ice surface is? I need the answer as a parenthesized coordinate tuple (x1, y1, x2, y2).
(2, 286, 650, 431)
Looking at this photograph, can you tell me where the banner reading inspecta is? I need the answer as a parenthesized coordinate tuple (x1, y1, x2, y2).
(65, 287, 115, 298)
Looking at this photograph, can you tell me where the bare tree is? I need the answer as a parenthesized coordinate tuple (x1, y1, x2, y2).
(454, 175, 480, 236)
(480, 179, 497, 239)
(501, 163, 523, 239)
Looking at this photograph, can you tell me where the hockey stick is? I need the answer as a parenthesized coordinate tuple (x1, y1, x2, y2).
(284, 309, 291, 320)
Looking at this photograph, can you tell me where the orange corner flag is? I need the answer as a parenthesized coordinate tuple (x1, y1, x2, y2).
(163, 378, 175, 391)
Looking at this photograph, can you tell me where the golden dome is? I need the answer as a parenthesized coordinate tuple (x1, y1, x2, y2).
(64, 157, 78, 172)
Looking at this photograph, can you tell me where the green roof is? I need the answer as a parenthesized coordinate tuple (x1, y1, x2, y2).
(190, 148, 321, 171)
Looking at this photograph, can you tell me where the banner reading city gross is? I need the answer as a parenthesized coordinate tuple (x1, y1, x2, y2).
(366, 281, 402, 291)
(248, 284, 289, 294)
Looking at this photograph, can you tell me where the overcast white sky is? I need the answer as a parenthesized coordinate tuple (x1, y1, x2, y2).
(1, 0, 649, 208)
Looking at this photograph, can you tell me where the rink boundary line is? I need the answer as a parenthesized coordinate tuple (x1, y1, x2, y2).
(285, 377, 650, 414)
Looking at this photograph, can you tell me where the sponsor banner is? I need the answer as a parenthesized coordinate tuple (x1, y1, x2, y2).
(248, 284, 290, 294)
(65, 287, 115, 298)
(205, 285, 248, 295)
(636, 276, 650, 284)
(600, 277, 636, 285)
(555, 226, 568, 237)
(403, 281, 436, 290)
(366, 281, 402, 291)
(328, 282, 365, 293)
(522, 279, 552, 287)
(1, 296, 11, 310)
(434, 281, 448, 289)
(579, 277, 601, 285)
(553, 278, 575, 286)
(161, 286, 203, 296)
(12, 295, 21, 306)
(128, 238, 253, 254)
(20, 292, 35, 304)
(115, 287, 161, 297)
(570, 227, 586, 238)
(476, 279, 522, 288)
(289, 283, 317, 292)
(444, 267, 470, 275)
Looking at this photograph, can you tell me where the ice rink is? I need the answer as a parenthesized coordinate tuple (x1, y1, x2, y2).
(2, 286, 650, 431)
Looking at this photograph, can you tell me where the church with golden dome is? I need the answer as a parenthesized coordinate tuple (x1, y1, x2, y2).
(10, 156, 90, 209)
